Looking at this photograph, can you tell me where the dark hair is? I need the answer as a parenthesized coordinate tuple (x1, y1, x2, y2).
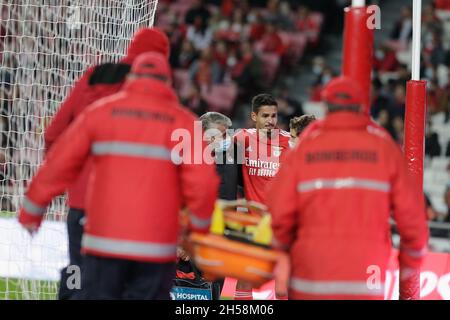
(290, 115, 316, 136)
(251, 94, 278, 114)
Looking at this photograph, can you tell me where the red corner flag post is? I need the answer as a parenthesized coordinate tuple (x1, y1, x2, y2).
(405, 0, 427, 192)
(402, 0, 427, 300)
(342, 0, 374, 115)
(405, 80, 427, 189)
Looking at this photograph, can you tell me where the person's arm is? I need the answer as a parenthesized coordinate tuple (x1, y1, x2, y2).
(19, 111, 93, 233)
(44, 67, 94, 153)
(230, 131, 245, 197)
(266, 149, 298, 297)
(389, 143, 429, 300)
(216, 157, 239, 201)
(178, 118, 220, 233)
(266, 149, 299, 251)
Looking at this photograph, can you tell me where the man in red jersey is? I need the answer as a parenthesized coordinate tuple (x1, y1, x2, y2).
(234, 94, 291, 205)
(232, 93, 291, 300)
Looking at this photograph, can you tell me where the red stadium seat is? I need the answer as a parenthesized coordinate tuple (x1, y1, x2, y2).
(155, 14, 172, 32)
(279, 32, 307, 65)
(201, 83, 238, 113)
(173, 69, 194, 100)
(310, 12, 324, 28)
(259, 53, 280, 86)
(171, 1, 195, 20)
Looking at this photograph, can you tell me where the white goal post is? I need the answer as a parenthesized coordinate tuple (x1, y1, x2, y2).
(0, 0, 159, 299)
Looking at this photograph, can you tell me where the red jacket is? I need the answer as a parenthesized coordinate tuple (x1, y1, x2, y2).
(435, 0, 450, 10)
(20, 78, 220, 263)
(44, 30, 169, 209)
(44, 66, 119, 209)
(267, 112, 428, 299)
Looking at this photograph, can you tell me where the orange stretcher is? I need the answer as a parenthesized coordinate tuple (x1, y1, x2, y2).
(186, 200, 285, 288)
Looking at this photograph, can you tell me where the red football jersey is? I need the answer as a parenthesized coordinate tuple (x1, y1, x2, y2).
(234, 128, 291, 205)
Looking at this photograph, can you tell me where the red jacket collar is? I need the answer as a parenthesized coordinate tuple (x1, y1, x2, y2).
(123, 78, 179, 103)
(322, 111, 371, 130)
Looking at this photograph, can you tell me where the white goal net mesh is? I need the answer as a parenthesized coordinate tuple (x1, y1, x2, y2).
(0, 0, 158, 299)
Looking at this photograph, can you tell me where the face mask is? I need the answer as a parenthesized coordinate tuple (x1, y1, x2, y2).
(227, 56, 237, 67)
(312, 65, 323, 75)
(425, 68, 434, 79)
(215, 137, 231, 153)
(247, 13, 256, 23)
(322, 74, 332, 85)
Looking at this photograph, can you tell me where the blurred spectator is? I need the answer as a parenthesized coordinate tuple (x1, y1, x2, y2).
(278, 1, 295, 31)
(391, 116, 404, 146)
(276, 85, 303, 128)
(387, 6, 412, 51)
(295, 6, 314, 32)
(431, 182, 450, 238)
(444, 182, 450, 223)
(212, 40, 229, 76)
(374, 44, 399, 72)
(427, 79, 448, 114)
(390, 83, 406, 119)
(376, 109, 395, 138)
(370, 78, 393, 119)
(186, 16, 214, 50)
(260, 23, 285, 56)
(220, 0, 235, 18)
(436, 64, 449, 88)
(175, 40, 198, 69)
(208, 10, 224, 34)
(310, 64, 335, 102)
(435, 0, 450, 10)
(425, 194, 438, 221)
(231, 41, 264, 99)
(425, 121, 442, 158)
(294, 5, 321, 44)
(156, 0, 325, 116)
(396, 64, 411, 82)
(311, 56, 326, 77)
(248, 11, 267, 41)
(424, 31, 446, 68)
(317, 66, 334, 86)
(167, 24, 191, 68)
(181, 84, 208, 117)
(263, 0, 283, 25)
(0, 148, 12, 211)
(189, 47, 221, 90)
(185, 0, 211, 29)
(216, 8, 245, 42)
(422, 3, 441, 43)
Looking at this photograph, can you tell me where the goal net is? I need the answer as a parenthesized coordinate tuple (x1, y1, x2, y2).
(0, 0, 159, 299)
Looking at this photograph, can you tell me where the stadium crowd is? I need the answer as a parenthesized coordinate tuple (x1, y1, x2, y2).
(0, 0, 448, 231)
(371, 0, 450, 228)
(0, 0, 447, 301)
(307, 0, 450, 230)
(156, 0, 325, 120)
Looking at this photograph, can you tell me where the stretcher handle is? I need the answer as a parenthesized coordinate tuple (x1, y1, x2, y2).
(218, 199, 270, 217)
